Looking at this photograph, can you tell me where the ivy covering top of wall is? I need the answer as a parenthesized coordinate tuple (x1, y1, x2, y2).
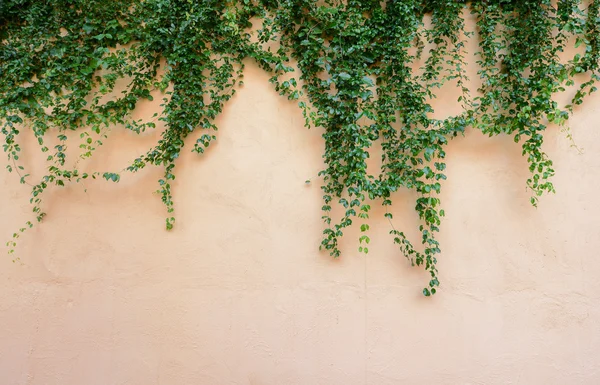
(1, 0, 598, 295)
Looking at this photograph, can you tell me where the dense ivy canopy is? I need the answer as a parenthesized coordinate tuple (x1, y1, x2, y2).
(1, 0, 598, 295)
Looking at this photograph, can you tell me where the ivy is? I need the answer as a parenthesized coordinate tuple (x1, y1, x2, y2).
(1, 0, 598, 295)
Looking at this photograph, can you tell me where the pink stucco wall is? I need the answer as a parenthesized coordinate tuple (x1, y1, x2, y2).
(2, 23, 600, 384)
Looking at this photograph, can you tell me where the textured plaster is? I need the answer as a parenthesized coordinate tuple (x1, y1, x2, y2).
(2, 21, 600, 385)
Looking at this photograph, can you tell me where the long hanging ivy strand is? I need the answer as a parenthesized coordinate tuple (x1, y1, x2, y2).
(1, 0, 598, 295)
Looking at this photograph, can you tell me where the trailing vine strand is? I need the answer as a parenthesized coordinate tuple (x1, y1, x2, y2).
(1, 0, 598, 295)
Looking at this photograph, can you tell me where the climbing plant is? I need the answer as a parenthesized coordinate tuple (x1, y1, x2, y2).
(1, 0, 598, 295)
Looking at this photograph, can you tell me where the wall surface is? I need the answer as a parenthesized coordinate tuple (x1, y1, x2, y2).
(2, 19, 600, 385)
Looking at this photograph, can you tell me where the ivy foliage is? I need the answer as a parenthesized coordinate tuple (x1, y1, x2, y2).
(1, 0, 598, 295)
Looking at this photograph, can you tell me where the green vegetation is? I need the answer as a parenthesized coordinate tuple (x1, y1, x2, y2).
(1, 0, 598, 294)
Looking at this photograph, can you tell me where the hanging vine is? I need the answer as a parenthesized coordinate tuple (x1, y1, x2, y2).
(1, 0, 598, 295)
